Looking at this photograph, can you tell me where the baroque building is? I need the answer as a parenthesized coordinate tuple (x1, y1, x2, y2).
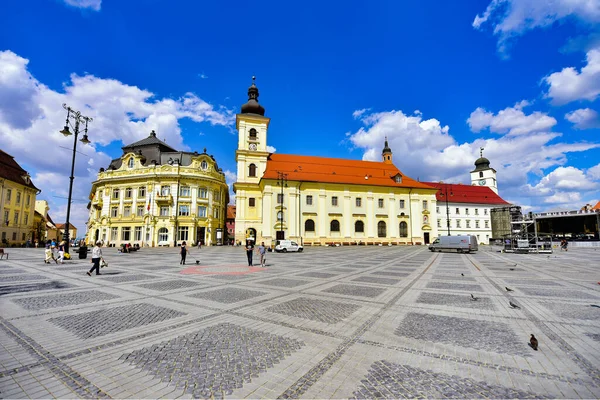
(87, 131, 228, 247)
(0, 150, 40, 245)
(233, 79, 440, 246)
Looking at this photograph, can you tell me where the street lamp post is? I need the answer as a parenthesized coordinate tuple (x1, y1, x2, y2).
(59, 104, 92, 254)
(440, 183, 452, 236)
(276, 171, 288, 240)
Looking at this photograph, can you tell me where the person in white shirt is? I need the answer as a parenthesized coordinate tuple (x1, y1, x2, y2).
(87, 241, 104, 276)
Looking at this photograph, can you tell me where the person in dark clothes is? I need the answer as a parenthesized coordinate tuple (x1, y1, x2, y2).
(245, 241, 254, 266)
(180, 241, 188, 265)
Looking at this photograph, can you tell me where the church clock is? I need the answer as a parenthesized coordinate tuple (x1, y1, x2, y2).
(479, 179, 486, 185)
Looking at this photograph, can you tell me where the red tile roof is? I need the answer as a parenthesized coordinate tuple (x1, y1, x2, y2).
(227, 205, 236, 219)
(262, 154, 435, 190)
(423, 182, 510, 205)
(592, 201, 600, 210)
(0, 150, 39, 191)
(55, 223, 77, 229)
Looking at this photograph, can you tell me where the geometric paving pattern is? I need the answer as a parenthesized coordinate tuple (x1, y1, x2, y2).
(351, 360, 548, 399)
(394, 313, 529, 356)
(0, 268, 25, 275)
(134, 279, 203, 291)
(516, 287, 600, 300)
(256, 278, 310, 288)
(121, 323, 305, 399)
(503, 279, 563, 287)
(415, 292, 496, 310)
(98, 274, 157, 283)
(0, 281, 76, 296)
(0, 275, 48, 282)
(370, 271, 410, 278)
(351, 276, 400, 285)
(295, 272, 338, 279)
(188, 288, 268, 304)
(540, 302, 600, 320)
(265, 297, 361, 323)
(12, 290, 119, 310)
(323, 284, 386, 298)
(425, 281, 484, 292)
(48, 303, 186, 339)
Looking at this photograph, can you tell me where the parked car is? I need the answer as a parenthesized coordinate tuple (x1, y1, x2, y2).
(429, 235, 478, 253)
(275, 240, 303, 253)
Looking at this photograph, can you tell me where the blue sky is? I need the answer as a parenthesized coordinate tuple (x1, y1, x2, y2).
(1, 0, 599, 233)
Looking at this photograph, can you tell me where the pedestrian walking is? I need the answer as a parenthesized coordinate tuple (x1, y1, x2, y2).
(245, 241, 254, 266)
(180, 241, 188, 265)
(44, 243, 57, 264)
(197, 240, 202, 249)
(57, 241, 66, 264)
(257, 241, 267, 267)
(87, 241, 103, 276)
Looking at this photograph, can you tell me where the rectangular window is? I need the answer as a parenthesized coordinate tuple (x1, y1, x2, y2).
(306, 195, 313, 205)
(475, 208, 479, 215)
(160, 206, 169, 216)
(249, 198, 256, 207)
(277, 193, 283, 204)
(455, 207, 460, 214)
(110, 227, 118, 241)
(161, 185, 170, 196)
(13, 211, 18, 225)
(332, 196, 338, 206)
(24, 213, 29, 225)
(475, 220, 480, 228)
(197, 206, 207, 217)
(121, 227, 131, 241)
(3, 210, 8, 224)
(437, 219, 441, 228)
(112, 189, 119, 199)
(123, 206, 131, 217)
(134, 227, 142, 241)
(198, 188, 208, 198)
(12, 232, 16, 240)
(399, 199, 405, 209)
(22, 233, 26, 241)
(436, 207, 439, 214)
(214, 191, 221, 201)
(484, 209, 488, 215)
(356, 197, 362, 207)
(6, 189, 11, 202)
(111, 207, 118, 217)
(485, 220, 489, 228)
(125, 188, 132, 198)
(378, 198, 384, 208)
(466, 220, 471, 228)
(180, 186, 191, 197)
(179, 205, 190, 216)
(214, 208, 220, 219)
(456, 219, 461, 228)
(177, 227, 189, 241)
(422, 200, 428, 210)
(137, 206, 144, 216)
(465, 208, 469, 215)
(16, 192, 21, 204)
(1, 232, 5, 240)
(138, 187, 146, 198)
(26, 194, 30, 206)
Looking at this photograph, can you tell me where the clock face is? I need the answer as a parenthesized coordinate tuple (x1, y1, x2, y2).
(479, 179, 486, 185)
(249, 143, 257, 151)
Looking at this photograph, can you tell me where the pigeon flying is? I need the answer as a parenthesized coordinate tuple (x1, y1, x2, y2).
(509, 301, 520, 309)
(505, 287, 514, 292)
(530, 334, 538, 351)
(470, 294, 478, 301)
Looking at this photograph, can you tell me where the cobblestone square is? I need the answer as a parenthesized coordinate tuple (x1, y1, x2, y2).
(0, 246, 599, 399)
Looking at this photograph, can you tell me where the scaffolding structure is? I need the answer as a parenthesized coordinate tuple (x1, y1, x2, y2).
(490, 206, 553, 254)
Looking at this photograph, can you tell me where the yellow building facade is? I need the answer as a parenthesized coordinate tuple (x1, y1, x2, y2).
(87, 131, 228, 247)
(0, 150, 40, 246)
(233, 80, 439, 246)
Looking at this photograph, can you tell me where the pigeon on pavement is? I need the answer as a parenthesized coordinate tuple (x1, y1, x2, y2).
(509, 301, 520, 309)
(461, 273, 465, 276)
(509, 268, 515, 271)
(471, 294, 478, 301)
(530, 334, 538, 350)
(505, 286, 514, 292)
(590, 305, 600, 308)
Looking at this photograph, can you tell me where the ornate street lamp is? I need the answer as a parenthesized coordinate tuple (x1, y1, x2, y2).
(59, 104, 92, 254)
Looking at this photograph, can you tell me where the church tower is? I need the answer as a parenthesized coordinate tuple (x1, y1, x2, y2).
(382, 137, 393, 164)
(470, 147, 498, 194)
(233, 77, 270, 244)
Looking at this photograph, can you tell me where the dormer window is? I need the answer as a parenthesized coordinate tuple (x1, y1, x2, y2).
(128, 158, 134, 168)
(249, 128, 257, 140)
(200, 160, 208, 170)
(394, 174, 402, 183)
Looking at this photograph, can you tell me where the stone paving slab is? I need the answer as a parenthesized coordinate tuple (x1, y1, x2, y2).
(0, 246, 599, 399)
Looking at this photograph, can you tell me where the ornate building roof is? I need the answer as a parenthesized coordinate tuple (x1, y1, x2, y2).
(262, 154, 435, 189)
(0, 150, 39, 192)
(423, 182, 510, 205)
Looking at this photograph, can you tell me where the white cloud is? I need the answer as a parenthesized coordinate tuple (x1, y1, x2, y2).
(565, 108, 600, 129)
(223, 170, 237, 205)
(473, 0, 600, 56)
(348, 108, 600, 211)
(588, 163, 600, 180)
(352, 108, 370, 119)
(0, 50, 234, 233)
(198, 73, 208, 79)
(266, 145, 277, 153)
(63, 0, 101, 11)
(544, 48, 600, 104)
(467, 101, 557, 135)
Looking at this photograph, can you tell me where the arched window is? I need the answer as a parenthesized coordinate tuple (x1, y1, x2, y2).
(128, 158, 134, 168)
(249, 128, 257, 140)
(355, 220, 364, 233)
(479, 171, 483, 178)
(125, 187, 132, 198)
(248, 163, 257, 177)
(200, 160, 208, 170)
(399, 221, 408, 237)
(330, 220, 340, 232)
(158, 228, 169, 242)
(377, 221, 387, 238)
(305, 219, 315, 232)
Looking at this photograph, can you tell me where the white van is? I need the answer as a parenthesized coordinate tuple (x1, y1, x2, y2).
(429, 235, 478, 253)
(275, 240, 303, 253)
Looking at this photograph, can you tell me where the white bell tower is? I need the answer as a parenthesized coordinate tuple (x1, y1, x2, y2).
(470, 147, 498, 194)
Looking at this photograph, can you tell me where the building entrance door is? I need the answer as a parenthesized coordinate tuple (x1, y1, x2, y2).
(424, 232, 430, 244)
(276, 230, 285, 240)
(197, 227, 205, 245)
